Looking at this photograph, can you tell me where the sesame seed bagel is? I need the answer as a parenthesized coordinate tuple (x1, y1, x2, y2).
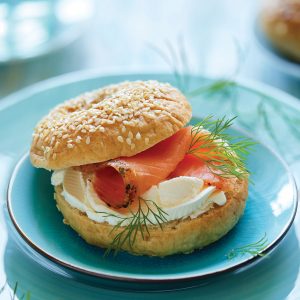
(54, 177, 248, 256)
(30, 80, 192, 170)
(260, 0, 300, 62)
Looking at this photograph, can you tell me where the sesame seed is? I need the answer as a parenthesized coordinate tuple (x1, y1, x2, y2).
(86, 136, 91, 144)
(136, 132, 141, 140)
(145, 137, 149, 145)
(131, 143, 136, 150)
(67, 143, 74, 149)
(54, 141, 60, 150)
(45, 151, 51, 159)
(126, 137, 132, 145)
(117, 136, 124, 143)
(99, 127, 105, 133)
(62, 134, 69, 139)
(123, 120, 134, 126)
(43, 129, 50, 136)
(128, 131, 133, 139)
(45, 146, 50, 153)
(114, 116, 122, 122)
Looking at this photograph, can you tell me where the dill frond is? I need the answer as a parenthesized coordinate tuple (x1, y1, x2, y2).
(187, 80, 236, 99)
(103, 198, 168, 256)
(0, 281, 5, 295)
(226, 233, 268, 260)
(189, 116, 255, 179)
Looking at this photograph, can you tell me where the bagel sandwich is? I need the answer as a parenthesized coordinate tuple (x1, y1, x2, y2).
(30, 80, 249, 257)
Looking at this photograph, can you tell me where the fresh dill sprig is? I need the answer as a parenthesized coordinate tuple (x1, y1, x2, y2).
(187, 80, 236, 99)
(147, 37, 191, 92)
(0, 281, 31, 300)
(188, 115, 255, 179)
(226, 233, 268, 260)
(12, 282, 18, 300)
(0, 281, 6, 295)
(103, 198, 168, 256)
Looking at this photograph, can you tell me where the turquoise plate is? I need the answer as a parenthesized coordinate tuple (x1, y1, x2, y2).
(2, 72, 300, 297)
(7, 123, 297, 289)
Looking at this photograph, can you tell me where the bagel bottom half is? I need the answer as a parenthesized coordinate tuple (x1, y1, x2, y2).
(54, 179, 248, 257)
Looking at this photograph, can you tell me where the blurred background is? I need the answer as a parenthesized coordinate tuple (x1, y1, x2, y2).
(0, 0, 299, 99)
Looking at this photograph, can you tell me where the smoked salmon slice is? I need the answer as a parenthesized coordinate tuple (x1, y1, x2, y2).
(88, 126, 232, 208)
(168, 154, 222, 189)
(93, 127, 192, 208)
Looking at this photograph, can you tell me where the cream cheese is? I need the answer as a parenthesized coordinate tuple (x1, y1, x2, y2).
(51, 169, 227, 226)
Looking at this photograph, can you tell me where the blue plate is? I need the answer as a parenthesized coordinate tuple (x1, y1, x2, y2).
(1, 72, 300, 298)
(7, 121, 297, 289)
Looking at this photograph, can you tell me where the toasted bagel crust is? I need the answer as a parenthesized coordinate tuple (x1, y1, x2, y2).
(30, 81, 192, 170)
(260, 0, 300, 62)
(54, 177, 248, 257)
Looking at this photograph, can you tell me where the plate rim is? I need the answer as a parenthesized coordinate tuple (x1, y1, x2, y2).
(1, 69, 300, 112)
(7, 132, 298, 283)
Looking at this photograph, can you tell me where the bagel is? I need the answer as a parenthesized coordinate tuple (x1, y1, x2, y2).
(260, 0, 300, 62)
(30, 80, 249, 257)
(54, 178, 247, 256)
(30, 80, 191, 170)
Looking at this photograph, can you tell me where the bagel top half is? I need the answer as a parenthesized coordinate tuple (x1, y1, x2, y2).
(30, 80, 192, 170)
